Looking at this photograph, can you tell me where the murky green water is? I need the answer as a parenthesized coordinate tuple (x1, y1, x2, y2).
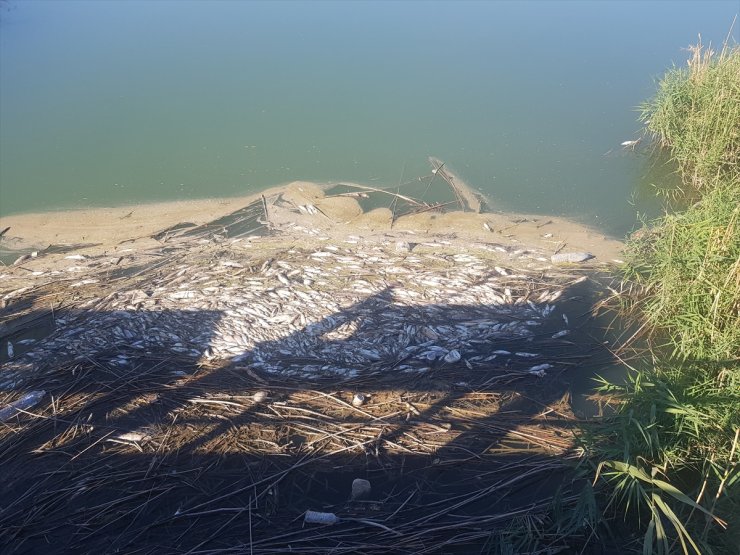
(1, 0, 737, 236)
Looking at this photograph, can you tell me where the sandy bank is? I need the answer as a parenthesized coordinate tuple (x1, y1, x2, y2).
(1, 180, 623, 265)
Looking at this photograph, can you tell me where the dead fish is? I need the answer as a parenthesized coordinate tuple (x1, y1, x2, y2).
(359, 349, 381, 361)
(551, 252, 594, 264)
(115, 432, 148, 442)
(71, 279, 100, 287)
(443, 349, 461, 363)
(528, 363, 552, 377)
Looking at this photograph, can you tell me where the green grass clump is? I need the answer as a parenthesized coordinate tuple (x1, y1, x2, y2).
(583, 34, 740, 555)
(640, 39, 740, 193)
(620, 185, 739, 362)
(587, 363, 740, 554)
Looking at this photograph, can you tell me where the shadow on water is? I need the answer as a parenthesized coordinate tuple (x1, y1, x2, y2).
(0, 272, 625, 553)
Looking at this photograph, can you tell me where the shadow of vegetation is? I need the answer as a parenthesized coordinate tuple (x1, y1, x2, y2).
(0, 278, 620, 554)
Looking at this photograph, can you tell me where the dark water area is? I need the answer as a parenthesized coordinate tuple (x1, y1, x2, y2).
(1, 0, 737, 237)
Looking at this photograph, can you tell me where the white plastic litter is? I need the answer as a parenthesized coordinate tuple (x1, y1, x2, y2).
(304, 511, 340, 525)
(253, 391, 268, 403)
(351, 478, 372, 500)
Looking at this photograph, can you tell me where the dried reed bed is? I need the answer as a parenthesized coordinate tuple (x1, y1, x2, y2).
(0, 349, 583, 553)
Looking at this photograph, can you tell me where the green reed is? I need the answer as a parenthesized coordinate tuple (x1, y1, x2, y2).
(584, 34, 740, 555)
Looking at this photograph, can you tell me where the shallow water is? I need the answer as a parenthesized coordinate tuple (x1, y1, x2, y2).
(0, 0, 737, 236)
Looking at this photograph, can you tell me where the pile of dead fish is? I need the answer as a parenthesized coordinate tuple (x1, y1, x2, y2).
(2, 235, 579, 387)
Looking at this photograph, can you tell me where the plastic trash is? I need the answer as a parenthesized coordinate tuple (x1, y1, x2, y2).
(551, 252, 594, 264)
(351, 478, 372, 500)
(252, 391, 268, 403)
(304, 511, 340, 525)
(0, 390, 46, 421)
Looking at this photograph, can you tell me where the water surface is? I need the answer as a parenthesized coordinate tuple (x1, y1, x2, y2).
(1, 0, 737, 237)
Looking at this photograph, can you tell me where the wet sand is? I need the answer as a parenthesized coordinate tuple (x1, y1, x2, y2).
(0, 180, 624, 264)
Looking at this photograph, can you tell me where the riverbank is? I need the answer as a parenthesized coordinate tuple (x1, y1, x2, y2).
(1, 179, 623, 381)
(586, 38, 739, 555)
(0, 180, 624, 552)
(0, 179, 623, 261)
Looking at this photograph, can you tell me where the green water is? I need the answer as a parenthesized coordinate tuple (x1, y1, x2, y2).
(1, 0, 737, 237)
